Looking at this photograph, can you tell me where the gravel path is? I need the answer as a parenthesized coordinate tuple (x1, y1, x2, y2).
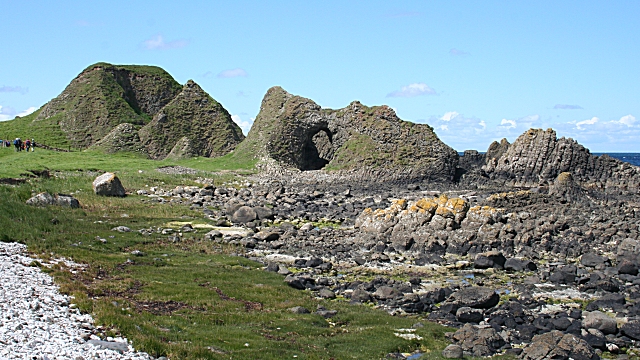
(0, 242, 152, 360)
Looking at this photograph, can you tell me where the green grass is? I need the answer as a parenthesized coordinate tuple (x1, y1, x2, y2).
(0, 148, 256, 179)
(0, 151, 454, 359)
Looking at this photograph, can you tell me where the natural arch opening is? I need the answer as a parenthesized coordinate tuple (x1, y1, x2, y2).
(300, 128, 333, 170)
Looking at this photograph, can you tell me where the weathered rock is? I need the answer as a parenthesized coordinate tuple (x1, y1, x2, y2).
(482, 128, 640, 192)
(92, 173, 126, 197)
(86, 339, 129, 354)
(455, 307, 484, 323)
(582, 311, 618, 334)
(504, 258, 537, 272)
(581, 253, 609, 268)
(232, 206, 257, 224)
(288, 306, 310, 314)
(451, 323, 505, 357)
(521, 330, 598, 360)
(620, 320, 640, 340)
(447, 287, 499, 309)
(442, 344, 464, 359)
(233, 86, 458, 180)
(254, 230, 280, 242)
(26, 192, 80, 208)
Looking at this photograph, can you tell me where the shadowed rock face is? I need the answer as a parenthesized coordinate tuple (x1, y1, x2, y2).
(481, 128, 640, 192)
(138, 80, 245, 159)
(235, 86, 458, 181)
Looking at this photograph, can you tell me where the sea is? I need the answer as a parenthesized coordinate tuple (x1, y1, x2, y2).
(593, 153, 640, 167)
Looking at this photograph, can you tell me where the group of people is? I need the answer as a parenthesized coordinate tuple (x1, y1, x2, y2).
(0, 138, 36, 152)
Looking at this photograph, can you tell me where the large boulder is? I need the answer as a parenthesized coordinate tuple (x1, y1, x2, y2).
(447, 287, 499, 309)
(232, 206, 257, 224)
(582, 311, 618, 334)
(92, 172, 126, 197)
(521, 330, 598, 360)
(451, 323, 505, 357)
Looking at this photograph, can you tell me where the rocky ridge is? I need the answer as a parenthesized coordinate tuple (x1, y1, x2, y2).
(234, 86, 458, 182)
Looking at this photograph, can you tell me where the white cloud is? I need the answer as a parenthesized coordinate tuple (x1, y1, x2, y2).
(439, 124, 449, 131)
(440, 111, 459, 121)
(231, 114, 253, 135)
(16, 107, 36, 117)
(141, 35, 188, 50)
(218, 68, 247, 79)
(387, 83, 437, 98)
(500, 119, 517, 129)
(575, 117, 599, 130)
(478, 120, 486, 129)
(0, 105, 36, 121)
(618, 114, 636, 127)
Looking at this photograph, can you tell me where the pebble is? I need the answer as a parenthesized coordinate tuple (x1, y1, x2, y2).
(0, 242, 152, 360)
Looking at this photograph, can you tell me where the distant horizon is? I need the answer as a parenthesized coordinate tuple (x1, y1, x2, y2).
(1, 1, 638, 152)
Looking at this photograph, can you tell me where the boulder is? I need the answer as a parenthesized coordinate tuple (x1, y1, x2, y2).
(581, 253, 609, 268)
(455, 307, 484, 323)
(582, 311, 618, 334)
(232, 206, 257, 223)
(451, 323, 505, 357)
(620, 320, 640, 340)
(448, 287, 499, 309)
(521, 330, 598, 360)
(92, 172, 126, 197)
(254, 230, 280, 242)
(504, 258, 537, 272)
(26, 192, 80, 208)
(442, 344, 463, 359)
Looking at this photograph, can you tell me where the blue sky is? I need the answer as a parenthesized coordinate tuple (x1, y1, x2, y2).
(1, 1, 638, 152)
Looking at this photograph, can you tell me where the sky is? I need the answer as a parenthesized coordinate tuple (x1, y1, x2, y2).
(1, 1, 639, 152)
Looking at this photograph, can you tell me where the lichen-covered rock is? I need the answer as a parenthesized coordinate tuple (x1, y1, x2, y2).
(92, 172, 126, 197)
(355, 199, 407, 233)
(139, 80, 244, 160)
(234, 86, 458, 181)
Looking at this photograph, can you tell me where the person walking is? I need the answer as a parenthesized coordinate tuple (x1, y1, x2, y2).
(31, 139, 35, 152)
(25, 139, 31, 152)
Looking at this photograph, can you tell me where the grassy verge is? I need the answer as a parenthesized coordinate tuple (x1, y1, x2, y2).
(0, 151, 453, 360)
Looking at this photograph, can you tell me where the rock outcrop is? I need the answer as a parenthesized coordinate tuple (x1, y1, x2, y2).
(89, 123, 145, 154)
(234, 86, 458, 181)
(482, 128, 640, 193)
(139, 80, 244, 159)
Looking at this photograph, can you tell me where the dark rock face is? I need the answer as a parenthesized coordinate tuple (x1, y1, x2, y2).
(447, 287, 499, 309)
(482, 128, 640, 193)
(235, 86, 458, 181)
(139, 80, 244, 159)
